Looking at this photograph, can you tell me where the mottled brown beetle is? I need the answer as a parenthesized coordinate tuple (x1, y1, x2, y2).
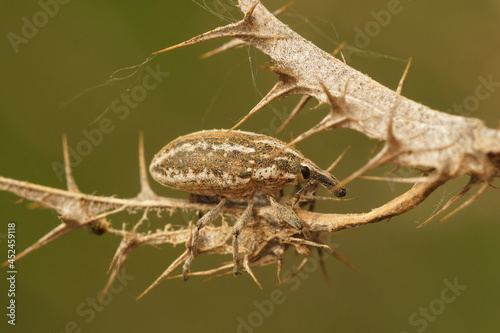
(149, 129, 346, 278)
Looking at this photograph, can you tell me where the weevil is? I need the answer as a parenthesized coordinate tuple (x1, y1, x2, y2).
(149, 129, 346, 278)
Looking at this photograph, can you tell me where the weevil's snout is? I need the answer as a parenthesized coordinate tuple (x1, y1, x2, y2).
(314, 169, 346, 198)
(320, 176, 346, 197)
(300, 163, 346, 198)
(329, 183, 347, 198)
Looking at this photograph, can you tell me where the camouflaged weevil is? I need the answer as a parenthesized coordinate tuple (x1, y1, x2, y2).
(149, 129, 346, 278)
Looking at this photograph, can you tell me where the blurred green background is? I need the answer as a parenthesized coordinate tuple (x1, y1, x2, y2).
(1, 1, 499, 332)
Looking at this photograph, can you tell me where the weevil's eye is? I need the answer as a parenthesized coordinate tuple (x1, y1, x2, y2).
(300, 165, 310, 179)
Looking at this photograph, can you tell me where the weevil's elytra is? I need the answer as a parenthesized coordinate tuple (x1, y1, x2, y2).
(149, 129, 346, 278)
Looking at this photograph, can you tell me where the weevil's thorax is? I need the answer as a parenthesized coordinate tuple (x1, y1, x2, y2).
(249, 135, 306, 195)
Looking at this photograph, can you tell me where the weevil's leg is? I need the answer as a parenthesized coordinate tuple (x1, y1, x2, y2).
(183, 197, 227, 281)
(182, 255, 193, 282)
(232, 197, 254, 276)
(282, 254, 310, 284)
(267, 195, 311, 239)
(191, 197, 227, 257)
(317, 247, 330, 284)
(290, 180, 317, 207)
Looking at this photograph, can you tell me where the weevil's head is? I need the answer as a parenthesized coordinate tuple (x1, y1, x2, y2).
(298, 162, 346, 198)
